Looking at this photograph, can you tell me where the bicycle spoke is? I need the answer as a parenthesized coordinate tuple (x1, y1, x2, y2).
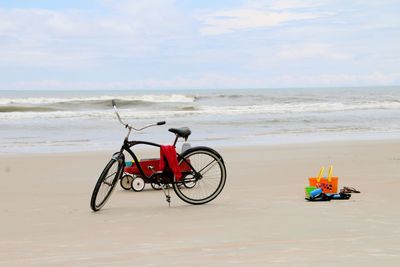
(90, 159, 121, 211)
(198, 159, 219, 176)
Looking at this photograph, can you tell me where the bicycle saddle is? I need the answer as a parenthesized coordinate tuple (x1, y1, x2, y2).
(169, 127, 191, 139)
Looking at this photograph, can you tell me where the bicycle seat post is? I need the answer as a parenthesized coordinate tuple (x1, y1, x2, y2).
(173, 135, 179, 147)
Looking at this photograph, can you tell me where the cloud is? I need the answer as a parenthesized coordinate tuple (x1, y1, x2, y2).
(197, 3, 330, 36)
(4, 71, 399, 91)
(268, 0, 327, 10)
(99, 0, 192, 39)
(0, 5, 187, 39)
(198, 9, 322, 35)
(1, 73, 267, 90)
(0, 8, 91, 38)
(0, 49, 100, 68)
(0, 1, 399, 89)
(279, 44, 350, 61)
(0, 2, 192, 68)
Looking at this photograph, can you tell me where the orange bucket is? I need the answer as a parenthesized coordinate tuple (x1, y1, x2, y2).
(308, 166, 338, 194)
(309, 177, 338, 194)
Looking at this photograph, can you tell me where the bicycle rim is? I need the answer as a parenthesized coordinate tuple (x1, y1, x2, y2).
(173, 149, 226, 205)
(91, 159, 122, 211)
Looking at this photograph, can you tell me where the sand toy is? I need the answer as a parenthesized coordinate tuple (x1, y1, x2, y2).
(309, 166, 338, 194)
(305, 187, 351, 201)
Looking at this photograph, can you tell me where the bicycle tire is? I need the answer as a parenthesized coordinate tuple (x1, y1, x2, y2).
(173, 147, 226, 205)
(90, 158, 123, 211)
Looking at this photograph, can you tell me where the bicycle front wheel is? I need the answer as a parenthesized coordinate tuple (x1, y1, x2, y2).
(90, 158, 123, 211)
(173, 147, 226, 205)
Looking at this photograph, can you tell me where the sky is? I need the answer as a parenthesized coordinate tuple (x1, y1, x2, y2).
(0, 0, 399, 90)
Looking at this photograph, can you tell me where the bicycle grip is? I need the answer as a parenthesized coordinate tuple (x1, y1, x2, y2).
(157, 121, 166, 125)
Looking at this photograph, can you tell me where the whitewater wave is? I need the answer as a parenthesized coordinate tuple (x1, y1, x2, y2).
(199, 101, 400, 114)
(1, 101, 399, 120)
(0, 94, 195, 106)
(0, 106, 57, 112)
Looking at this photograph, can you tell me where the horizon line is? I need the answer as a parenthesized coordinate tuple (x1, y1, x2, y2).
(1, 85, 399, 91)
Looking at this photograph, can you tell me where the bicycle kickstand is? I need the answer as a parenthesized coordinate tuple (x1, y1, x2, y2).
(161, 184, 171, 207)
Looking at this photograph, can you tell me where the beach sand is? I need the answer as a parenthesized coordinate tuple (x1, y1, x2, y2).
(1, 140, 400, 266)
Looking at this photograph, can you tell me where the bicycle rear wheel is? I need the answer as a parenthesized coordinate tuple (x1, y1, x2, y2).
(173, 147, 226, 205)
(90, 158, 123, 211)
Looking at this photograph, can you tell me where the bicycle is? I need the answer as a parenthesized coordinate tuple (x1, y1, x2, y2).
(90, 100, 227, 211)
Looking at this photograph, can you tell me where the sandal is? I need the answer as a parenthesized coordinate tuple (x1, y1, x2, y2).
(340, 186, 360, 194)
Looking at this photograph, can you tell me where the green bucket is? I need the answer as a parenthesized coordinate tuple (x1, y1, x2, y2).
(305, 186, 317, 198)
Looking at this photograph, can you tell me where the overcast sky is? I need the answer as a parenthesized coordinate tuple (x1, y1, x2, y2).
(0, 0, 399, 90)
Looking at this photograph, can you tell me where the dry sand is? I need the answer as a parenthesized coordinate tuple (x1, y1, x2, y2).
(1, 140, 400, 266)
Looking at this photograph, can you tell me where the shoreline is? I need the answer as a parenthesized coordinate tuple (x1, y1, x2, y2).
(1, 132, 400, 156)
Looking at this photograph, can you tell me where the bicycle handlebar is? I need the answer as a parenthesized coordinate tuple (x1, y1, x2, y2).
(112, 100, 126, 126)
(111, 100, 166, 131)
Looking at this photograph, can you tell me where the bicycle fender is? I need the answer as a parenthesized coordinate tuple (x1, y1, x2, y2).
(179, 146, 225, 164)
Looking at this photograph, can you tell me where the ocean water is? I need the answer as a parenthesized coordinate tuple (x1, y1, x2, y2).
(1, 87, 400, 154)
